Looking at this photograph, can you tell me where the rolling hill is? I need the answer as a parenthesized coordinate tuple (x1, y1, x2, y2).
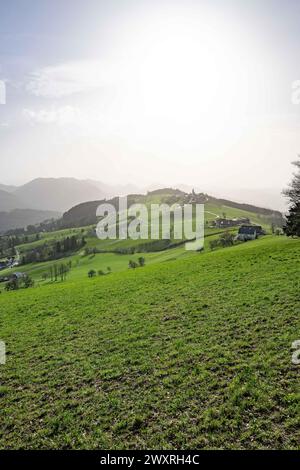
(0, 189, 25, 212)
(0, 184, 17, 193)
(60, 188, 283, 229)
(11, 178, 140, 213)
(13, 178, 107, 212)
(0, 209, 61, 234)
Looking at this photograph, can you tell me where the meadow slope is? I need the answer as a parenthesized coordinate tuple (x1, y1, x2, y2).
(0, 237, 299, 449)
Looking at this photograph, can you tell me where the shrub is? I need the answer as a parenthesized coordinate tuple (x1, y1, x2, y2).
(209, 239, 219, 251)
(128, 260, 138, 269)
(219, 231, 234, 247)
(138, 257, 145, 267)
(23, 276, 34, 288)
(5, 278, 19, 291)
(210, 232, 235, 250)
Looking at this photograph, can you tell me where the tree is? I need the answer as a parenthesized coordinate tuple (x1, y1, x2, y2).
(59, 264, 68, 281)
(283, 155, 300, 205)
(209, 239, 219, 251)
(5, 278, 19, 291)
(284, 202, 300, 237)
(271, 222, 275, 235)
(10, 246, 16, 257)
(63, 237, 71, 252)
(70, 236, 77, 250)
(138, 257, 145, 267)
(128, 260, 138, 269)
(24, 276, 34, 288)
(219, 231, 234, 247)
(283, 156, 300, 237)
(88, 269, 96, 278)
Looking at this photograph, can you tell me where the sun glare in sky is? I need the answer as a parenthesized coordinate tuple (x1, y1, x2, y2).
(0, 0, 299, 209)
(90, 6, 262, 140)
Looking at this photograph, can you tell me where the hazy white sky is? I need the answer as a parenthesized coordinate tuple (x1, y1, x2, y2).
(1, 0, 300, 203)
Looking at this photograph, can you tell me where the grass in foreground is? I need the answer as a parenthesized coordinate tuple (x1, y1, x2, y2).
(0, 236, 299, 449)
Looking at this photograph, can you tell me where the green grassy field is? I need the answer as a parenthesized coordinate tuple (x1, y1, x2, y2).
(0, 236, 299, 449)
(0, 245, 193, 285)
(0, 227, 237, 290)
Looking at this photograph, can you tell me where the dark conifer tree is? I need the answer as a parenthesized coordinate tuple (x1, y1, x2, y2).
(283, 156, 300, 237)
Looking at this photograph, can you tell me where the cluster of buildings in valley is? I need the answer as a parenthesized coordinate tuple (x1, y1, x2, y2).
(0, 271, 26, 284)
(211, 217, 251, 228)
(0, 257, 19, 271)
(236, 224, 265, 241)
(210, 217, 265, 241)
(184, 191, 267, 241)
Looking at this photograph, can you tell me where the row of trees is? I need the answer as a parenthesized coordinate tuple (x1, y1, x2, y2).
(20, 236, 86, 265)
(87, 258, 146, 277)
(42, 261, 72, 282)
(5, 219, 60, 237)
(0, 235, 21, 258)
(55, 235, 85, 253)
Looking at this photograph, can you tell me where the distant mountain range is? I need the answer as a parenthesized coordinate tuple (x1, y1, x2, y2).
(0, 177, 286, 212)
(0, 183, 18, 193)
(0, 209, 61, 234)
(0, 189, 26, 212)
(13, 178, 106, 212)
(0, 178, 141, 232)
(0, 178, 141, 213)
(0, 177, 285, 233)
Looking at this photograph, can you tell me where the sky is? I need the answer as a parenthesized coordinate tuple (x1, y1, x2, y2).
(1, 0, 300, 209)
